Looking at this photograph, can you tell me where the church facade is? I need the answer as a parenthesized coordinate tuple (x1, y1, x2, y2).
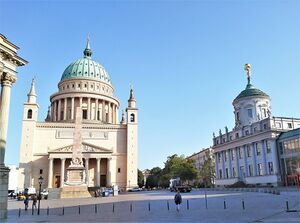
(212, 64, 300, 186)
(18, 39, 138, 193)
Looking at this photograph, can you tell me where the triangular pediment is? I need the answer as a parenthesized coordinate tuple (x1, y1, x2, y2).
(48, 142, 112, 153)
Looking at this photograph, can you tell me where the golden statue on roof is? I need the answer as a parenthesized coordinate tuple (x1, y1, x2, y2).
(244, 63, 251, 83)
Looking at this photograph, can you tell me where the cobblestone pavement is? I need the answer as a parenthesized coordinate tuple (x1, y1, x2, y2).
(4, 190, 300, 222)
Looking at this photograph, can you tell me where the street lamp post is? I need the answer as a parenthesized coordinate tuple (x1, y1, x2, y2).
(37, 176, 43, 215)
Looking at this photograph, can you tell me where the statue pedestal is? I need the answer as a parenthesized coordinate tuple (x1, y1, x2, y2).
(0, 166, 10, 219)
(60, 165, 91, 198)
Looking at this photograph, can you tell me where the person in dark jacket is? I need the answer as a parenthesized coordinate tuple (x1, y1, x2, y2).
(24, 196, 29, 211)
(174, 191, 182, 212)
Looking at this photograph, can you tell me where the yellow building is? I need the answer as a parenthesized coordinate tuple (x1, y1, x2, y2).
(18, 38, 138, 196)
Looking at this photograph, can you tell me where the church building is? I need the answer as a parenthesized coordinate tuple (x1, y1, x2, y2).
(18, 38, 138, 194)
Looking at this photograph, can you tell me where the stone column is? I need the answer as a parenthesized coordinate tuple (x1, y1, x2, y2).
(106, 158, 111, 186)
(95, 99, 99, 121)
(0, 74, 15, 218)
(63, 98, 67, 120)
(102, 100, 106, 122)
(79, 97, 82, 108)
(215, 153, 219, 179)
(48, 158, 54, 188)
(261, 140, 268, 175)
(96, 158, 101, 187)
(57, 99, 61, 121)
(252, 143, 258, 176)
(85, 158, 89, 186)
(53, 100, 57, 121)
(221, 151, 225, 179)
(71, 97, 75, 120)
(108, 102, 111, 123)
(51, 102, 54, 121)
(0, 73, 15, 166)
(116, 106, 119, 124)
(60, 158, 65, 188)
(87, 98, 91, 120)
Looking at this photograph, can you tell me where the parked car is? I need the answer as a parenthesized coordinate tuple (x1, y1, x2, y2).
(128, 187, 142, 192)
(41, 189, 49, 199)
(8, 191, 17, 199)
(17, 194, 26, 201)
(24, 187, 36, 196)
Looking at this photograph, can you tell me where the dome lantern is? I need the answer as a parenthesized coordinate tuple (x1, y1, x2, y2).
(83, 34, 92, 58)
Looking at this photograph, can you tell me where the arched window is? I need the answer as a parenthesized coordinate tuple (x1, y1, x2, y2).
(27, 109, 32, 119)
(130, 113, 135, 122)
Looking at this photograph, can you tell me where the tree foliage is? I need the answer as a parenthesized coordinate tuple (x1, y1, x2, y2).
(146, 154, 199, 188)
(137, 169, 144, 188)
(198, 151, 215, 187)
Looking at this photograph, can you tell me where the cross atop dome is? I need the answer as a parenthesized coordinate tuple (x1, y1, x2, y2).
(83, 34, 92, 58)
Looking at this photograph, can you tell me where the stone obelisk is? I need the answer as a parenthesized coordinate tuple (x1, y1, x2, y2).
(61, 107, 90, 198)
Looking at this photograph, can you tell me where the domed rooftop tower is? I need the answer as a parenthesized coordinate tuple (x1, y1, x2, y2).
(49, 36, 120, 123)
(233, 64, 271, 128)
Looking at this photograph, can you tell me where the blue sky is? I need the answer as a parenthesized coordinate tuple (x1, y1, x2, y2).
(1, 0, 300, 170)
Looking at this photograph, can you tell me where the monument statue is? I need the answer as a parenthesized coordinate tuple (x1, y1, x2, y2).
(65, 107, 86, 185)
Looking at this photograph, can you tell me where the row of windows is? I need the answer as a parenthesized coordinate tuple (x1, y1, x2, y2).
(218, 162, 274, 179)
(217, 141, 272, 163)
(279, 138, 300, 154)
(60, 82, 112, 95)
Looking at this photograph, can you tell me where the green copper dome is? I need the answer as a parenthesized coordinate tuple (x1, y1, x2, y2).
(60, 38, 112, 85)
(234, 83, 269, 101)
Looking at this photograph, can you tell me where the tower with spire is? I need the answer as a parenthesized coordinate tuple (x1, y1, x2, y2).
(126, 85, 138, 188)
(19, 78, 39, 188)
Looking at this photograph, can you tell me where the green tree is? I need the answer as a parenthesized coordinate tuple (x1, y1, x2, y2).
(145, 167, 162, 188)
(137, 169, 144, 188)
(199, 150, 215, 187)
(160, 154, 199, 187)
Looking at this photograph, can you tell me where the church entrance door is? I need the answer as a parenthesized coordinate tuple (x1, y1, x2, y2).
(54, 175, 61, 188)
(100, 175, 106, 187)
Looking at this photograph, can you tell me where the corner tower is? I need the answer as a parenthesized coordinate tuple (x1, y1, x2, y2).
(126, 86, 138, 189)
(233, 64, 271, 128)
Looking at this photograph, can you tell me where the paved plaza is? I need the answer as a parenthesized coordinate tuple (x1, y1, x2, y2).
(4, 189, 300, 222)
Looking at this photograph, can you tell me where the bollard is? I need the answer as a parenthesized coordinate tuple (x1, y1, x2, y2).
(95, 204, 97, 214)
(62, 206, 64, 215)
(130, 203, 132, 212)
(113, 203, 115, 213)
(242, 199, 245, 210)
(167, 201, 170, 211)
(187, 200, 189, 210)
(223, 199, 227, 209)
(286, 200, 289, 212)
(47, 206, 49, 215)
(18, 208, 21, 218)
(79, 205, 81, 215)
(148, 202, 150, 211)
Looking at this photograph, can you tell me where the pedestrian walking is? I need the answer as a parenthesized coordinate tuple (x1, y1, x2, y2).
(32, 194, 37, 209)
(174, 191, 182, 212)
(24, 196, 29, 211)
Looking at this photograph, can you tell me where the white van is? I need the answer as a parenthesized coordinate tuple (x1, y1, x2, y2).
(25, 187, 36, 195)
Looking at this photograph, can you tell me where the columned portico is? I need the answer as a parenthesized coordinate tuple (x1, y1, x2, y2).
(0, 34, 27, 220)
